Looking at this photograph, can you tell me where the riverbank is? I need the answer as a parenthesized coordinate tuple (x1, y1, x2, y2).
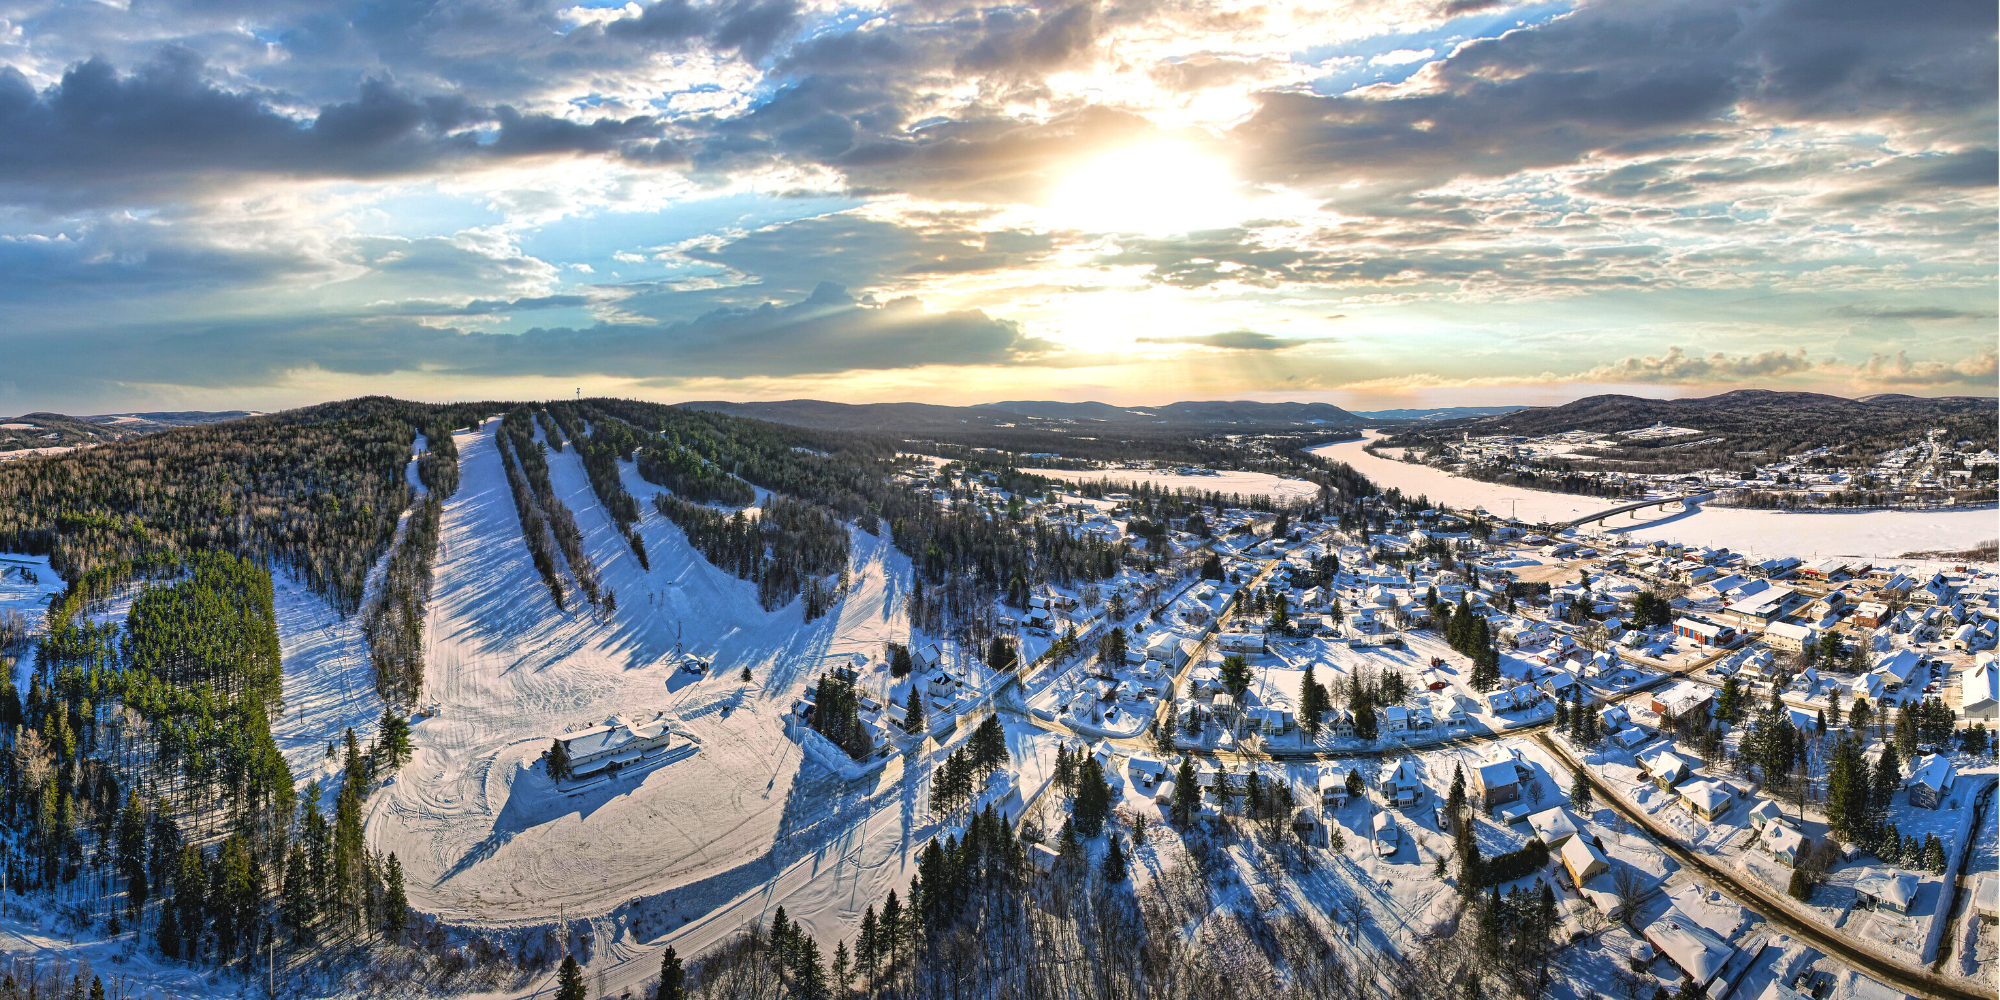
(1313, 433, 1998, 563)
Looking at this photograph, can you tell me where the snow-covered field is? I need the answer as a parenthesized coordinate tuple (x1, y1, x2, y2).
(1313, 435, 1997, 560)
(1020, 467, 1321, 501)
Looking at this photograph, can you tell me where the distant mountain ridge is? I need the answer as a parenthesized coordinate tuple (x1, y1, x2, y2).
(1401, 388, 1997, 472)
(682, 398, 1364, 431)
(1458, 389, 1993, 437)
(0, 409, 263, 454)
(1349, 405, 1527, 422)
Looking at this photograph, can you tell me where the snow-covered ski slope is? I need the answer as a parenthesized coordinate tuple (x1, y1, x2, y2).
(367, 420, 992, 979)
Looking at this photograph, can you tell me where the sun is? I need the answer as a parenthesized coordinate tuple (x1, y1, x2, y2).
(1048, 141, 1243, 235)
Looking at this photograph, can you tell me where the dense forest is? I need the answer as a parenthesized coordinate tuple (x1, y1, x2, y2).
(0, 397, 479, 615)
(653, 494, 851, 615)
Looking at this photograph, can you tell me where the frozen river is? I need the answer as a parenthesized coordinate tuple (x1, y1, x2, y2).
(1312, 434, 1998, 562)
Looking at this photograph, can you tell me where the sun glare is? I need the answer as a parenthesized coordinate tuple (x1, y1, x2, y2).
(1048, 142, 1242, 235)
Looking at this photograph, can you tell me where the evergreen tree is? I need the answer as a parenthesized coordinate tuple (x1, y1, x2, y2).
(1872, 744, 1902, 813)
(903, 685, 926, 735)
(156, 904, 182, 961)
(1171, 757, 1198, 825)
(383, 853, 408, 941)
(1569, 769, 1593, 812)
(656, 946, 685, 1000)
(547, 739, 572, 781)
(1102, 835, 1128, 882)
(376, 710, 414, 772)
(556, 955, 587, 1000)
(1220, 654, 1252, 700)
(831, 940, 852, 997)
(856, 907, 879, 983)
(1074, 758, 1113, 837)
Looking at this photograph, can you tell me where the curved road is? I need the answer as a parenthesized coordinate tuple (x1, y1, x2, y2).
(1540, 732, 1985, 1000)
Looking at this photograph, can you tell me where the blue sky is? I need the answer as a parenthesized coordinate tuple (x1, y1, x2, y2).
(0, 0, 1991, 413)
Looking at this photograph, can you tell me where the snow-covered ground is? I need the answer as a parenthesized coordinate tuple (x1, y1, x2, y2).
(1019, 467, 1321, 501)
(362, 420, 1049, 996)
(1313, 435, 1997, 560)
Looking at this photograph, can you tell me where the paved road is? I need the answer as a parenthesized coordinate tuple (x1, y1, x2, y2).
(1538, 732, 1986, 1000)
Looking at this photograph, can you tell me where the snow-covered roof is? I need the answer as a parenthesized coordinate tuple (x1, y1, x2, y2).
(1527, 806, 1578, 845)
(1679, 781, 1729, 815)
(1963, 658, 1999, 711)
(1906, 753, 1956, 794)
(1757, 818, 1805, 856)
(1476, 760, 1518, 793)
(1853, 869, 1918, 910)
(1642, 909, 1733, 985)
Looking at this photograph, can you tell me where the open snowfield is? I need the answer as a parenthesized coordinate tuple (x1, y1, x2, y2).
(1313, 435, 1998, 560)
(1020, 467, 1321, 501)
(361, 420, 1050, 996)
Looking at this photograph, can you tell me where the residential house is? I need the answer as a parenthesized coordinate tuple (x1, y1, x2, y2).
(1381, 759, 1424, 808)
(1477, 760, 1521, 809)
(1762, 621, 1817, 651)
(1678, 781, 1731, 821)
(1853, 870, 1919, 915)
(1321, 766, 1350, 809)
(1650, 681, 1714, 722)
(1756, 820, 1806, 865)
(1560, 835, 1610, 886)
(1961, 655, 1998, 721)
(1745, 799, 1785, 829)
(1527, 807, 1579, 849)
(1641, 910, 1734, 989)
(1380, 705, 1410, 735)
(1906, 753, 1957, 809)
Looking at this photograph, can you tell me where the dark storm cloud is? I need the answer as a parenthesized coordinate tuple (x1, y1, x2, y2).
(0, 53, 657, 208)
(1135, 331, 1313, 350)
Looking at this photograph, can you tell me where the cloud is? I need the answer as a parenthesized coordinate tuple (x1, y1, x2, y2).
(1580, 346, 1818, 383)
(1576, 344, 1996, 388)
(1136, 331, 1314, 350)
(0, 54, 659, 208)
(1369, 48, 1435, 67)
(0, 281, 1055, 394)
(1232, 0, 1996, 209)
(1854, 349, 1997, 386)
(1831, 304, 1996, 321)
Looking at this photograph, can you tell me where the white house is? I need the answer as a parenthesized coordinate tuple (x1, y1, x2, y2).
(1381, 759, 1423, 808)
(1962, 654, 1998, 721)
(1854, 869, 1919, 915)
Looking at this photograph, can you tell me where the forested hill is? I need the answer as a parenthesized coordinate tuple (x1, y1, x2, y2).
(679, 398, 1364, 467)
(1393, 389, 1998, 470)
(684, 398, 1363, 432)
(0, 396, 483, 614)
(0, 409, 260, 454)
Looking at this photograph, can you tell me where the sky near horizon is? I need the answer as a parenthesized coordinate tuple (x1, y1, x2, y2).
(0, 0, 1993, 414)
